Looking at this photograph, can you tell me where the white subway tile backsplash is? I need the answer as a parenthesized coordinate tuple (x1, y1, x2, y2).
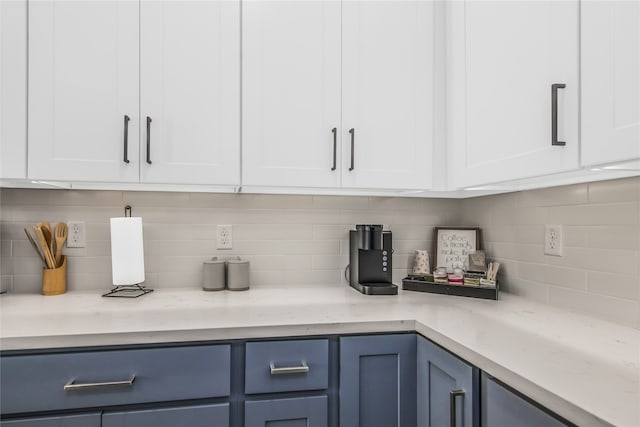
(548, 203, 639, 226)
(588, 178, 640, 203)
(2, 177, 640, 329)
(517, 183, 588, 207)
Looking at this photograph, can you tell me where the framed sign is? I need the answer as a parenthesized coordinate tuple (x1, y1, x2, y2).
(433, 227, 481, 273)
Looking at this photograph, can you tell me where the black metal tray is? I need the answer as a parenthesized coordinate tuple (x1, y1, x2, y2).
(402, 277, 499, 300)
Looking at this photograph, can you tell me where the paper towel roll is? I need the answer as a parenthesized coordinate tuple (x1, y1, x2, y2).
(110, 217, 145, 286)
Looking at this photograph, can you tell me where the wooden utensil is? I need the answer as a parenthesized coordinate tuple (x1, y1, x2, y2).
(24, 228, 48, 267)
(33, 225, 55, 269)
(38, 222, 54, 258)
(54, 222, 68, 267)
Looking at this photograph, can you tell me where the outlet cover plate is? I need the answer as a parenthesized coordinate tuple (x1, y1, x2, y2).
(217, 224, 232, 250)
(67, 221, 86, 248)
(544, 224, 563, 256)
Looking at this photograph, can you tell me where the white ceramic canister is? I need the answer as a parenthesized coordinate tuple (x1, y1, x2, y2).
(227, 259, 250, 291)
(203, 257, 226, 291)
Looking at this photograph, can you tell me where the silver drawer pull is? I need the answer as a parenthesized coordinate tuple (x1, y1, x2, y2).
(64, 375, 136, 391)
(269, 361, 309, 375)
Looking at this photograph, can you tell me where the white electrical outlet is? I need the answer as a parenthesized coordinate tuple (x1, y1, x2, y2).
(217, 224, 233, 250)
(67, 221, 86, 248)
(544, 224, 563, 256)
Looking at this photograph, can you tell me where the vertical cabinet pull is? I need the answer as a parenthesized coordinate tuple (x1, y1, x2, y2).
(123, 115, 130, 164)
(450, 389, 465, 427)
(331, 128, 337, 171)
(551, 83, 566, 146)
(146, 116, 153, 164)
(349, 128, 355, 171)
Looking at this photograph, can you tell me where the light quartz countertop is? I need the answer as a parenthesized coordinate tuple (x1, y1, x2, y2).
(1, 285, 639, 427)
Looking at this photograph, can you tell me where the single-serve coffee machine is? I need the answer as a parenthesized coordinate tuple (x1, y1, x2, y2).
(348, 225, 398, 295)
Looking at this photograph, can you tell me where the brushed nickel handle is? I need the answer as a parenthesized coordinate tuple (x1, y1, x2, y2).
(551, 83, 566, 146)
(349, 128, 355, 171)
(123, 115, 130, 164)
(64, 375, 136, 391)
(269, 361, 309, 375)
(146, 116, 153, 164)
(331, 127, 337, 171)
(450, 389, 465, 427)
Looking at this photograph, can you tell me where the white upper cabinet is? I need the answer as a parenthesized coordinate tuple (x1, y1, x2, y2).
(243, 0, 440, 191)
(28, 1, 240, 185)
(342, 1, 436, 190)
(28, 1, 140, 182)
(581, 1, 640, 167)
(242, 0, 342, 188)
(447, 1, 580, 189)
(140, 1, 240, 185)
(1, 0, 27, 180)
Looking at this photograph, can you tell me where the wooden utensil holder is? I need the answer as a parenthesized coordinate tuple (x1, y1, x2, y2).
(42, 256, 66, 296)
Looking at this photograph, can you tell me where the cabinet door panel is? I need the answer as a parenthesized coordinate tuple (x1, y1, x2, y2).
(342, 1, 435, 190)
(448, 1, 579, 188)
(28, 0, 139, 182)
(0, 413, 100, 427)
(1, 0, 27, 180)
(245, 396, 327, 427)
(340, 334, 416, 427)
(481, 374, 569, 427)
(103, 403, 229, 427)
(417, 336, 476, 427)
(242, 0, 341, 188)
(582, 1, 640, 166)
(140, 0, 240, 185)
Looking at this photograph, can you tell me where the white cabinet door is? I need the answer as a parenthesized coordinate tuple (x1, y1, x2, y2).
(140, 1, 240, 185)
(447, 1, 579, 189)
(242, 0, 341, 188)
(1, 0, 27, 180)
(582, 1, 640, 167)
(28, 1, 140, 182)
(342, 1, 436, 190)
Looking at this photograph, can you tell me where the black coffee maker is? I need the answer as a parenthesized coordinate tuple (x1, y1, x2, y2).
(348, 225, 397, 295)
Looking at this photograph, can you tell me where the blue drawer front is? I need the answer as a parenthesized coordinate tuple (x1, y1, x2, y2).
(245, 396, 328, 427)
(102, 403, 229, 427)
(245, 339, 329, 394)
(0, 345, 230, 414)
(0, 413, 101, 427)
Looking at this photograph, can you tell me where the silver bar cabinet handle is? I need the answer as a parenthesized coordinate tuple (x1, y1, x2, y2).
(551, 83, 566, 146)
(123, 115, 130, 164)
(331, 127, 337, 171)
(269, 361, 309, 375)
(64, 375, 135, 391)
(349, 128, 355, 171)
(146, 116, 153, 164)
(450, 389, 465, 427)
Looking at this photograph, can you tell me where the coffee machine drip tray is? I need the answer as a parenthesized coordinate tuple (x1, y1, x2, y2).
(351, 282, 398, 295)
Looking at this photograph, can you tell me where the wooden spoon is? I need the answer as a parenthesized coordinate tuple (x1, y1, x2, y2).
(24, 228, 48, 267)
(38, 222, 54, 258)
(54, 222, 68, 267)
(33, 225, 55, 269)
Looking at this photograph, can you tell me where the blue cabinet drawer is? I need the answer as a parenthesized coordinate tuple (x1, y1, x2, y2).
(0, 413, 101, 426)
(0, 344, 230, 414)
(245, 339, 328, 394)
(103, 403, 229, 427)
(245, 396, 327, 427)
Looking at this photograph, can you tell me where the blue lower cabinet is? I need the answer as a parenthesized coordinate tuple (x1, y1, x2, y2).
(481, 374, 571, 427)
(417, 336, 477, 427)
(245, 396, 328, 427)
(340, 334, 416, 427)
(0, 413, 101, 426)
(102, 403, 229, 427)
